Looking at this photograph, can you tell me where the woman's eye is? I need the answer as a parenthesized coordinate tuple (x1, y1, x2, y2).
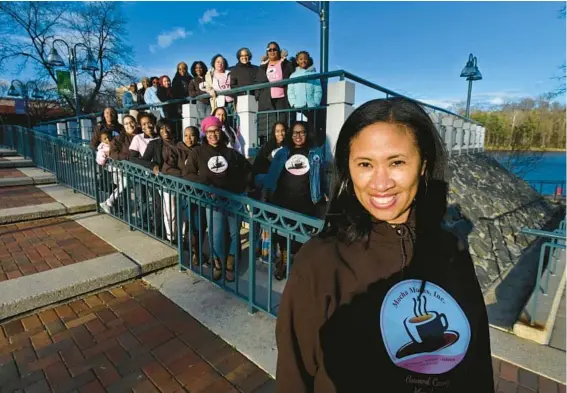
(358, 162, 372, 168)
(391, 160, 405, 167)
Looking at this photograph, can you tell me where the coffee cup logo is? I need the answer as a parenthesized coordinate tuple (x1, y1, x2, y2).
(380, 280, 471, 375)
(403, 297, 449, 345)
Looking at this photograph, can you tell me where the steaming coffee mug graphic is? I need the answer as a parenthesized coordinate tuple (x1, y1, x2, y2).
(403, 311, 448, 344)
(380, 279, 471, 374)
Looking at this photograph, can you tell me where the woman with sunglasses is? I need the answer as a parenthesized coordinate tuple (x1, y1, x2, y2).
(262, 121, 326, 281)
(255, 41, 294, 139)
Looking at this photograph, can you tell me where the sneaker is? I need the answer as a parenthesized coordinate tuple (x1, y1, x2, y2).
(99, 202, 111, 215)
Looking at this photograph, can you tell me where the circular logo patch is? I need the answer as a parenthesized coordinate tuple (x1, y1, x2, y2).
(285, 154, 309, 176)
(207, 156, 228, 174)
(380, 279, 470, 374)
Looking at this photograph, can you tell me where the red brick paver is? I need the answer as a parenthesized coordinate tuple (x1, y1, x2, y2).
(0, 281, 274, 393)
(0, 185, 55, 209)
(0, 169, 26, 178)
(493, 356, 566, 393)
(0, 217, 117, 281)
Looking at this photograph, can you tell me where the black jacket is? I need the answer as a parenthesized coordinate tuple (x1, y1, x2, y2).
(230, 62, 259, 96)
(172, 72, 192, 99)
(157, 87, 179, 119)
(254, 59, 294, 111)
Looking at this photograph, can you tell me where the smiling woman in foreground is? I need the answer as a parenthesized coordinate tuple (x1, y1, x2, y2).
(275, 97, 493, 393)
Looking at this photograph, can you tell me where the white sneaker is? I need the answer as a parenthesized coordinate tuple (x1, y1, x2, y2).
(99, 202, 111, 214)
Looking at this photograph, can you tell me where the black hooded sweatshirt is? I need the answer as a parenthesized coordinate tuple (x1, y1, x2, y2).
(275, 210, 493, 393)
(182, 143, 252, 194)
(172, 71, 192, 99)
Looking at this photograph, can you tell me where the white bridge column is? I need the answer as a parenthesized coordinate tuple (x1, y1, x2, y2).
(462, 121, 471, 154)
(181, 103, 199, 130)
(441, 115, 454, 157)
(80, 119, 93, 142)
(56, 121, 67, 138)
(236, 95, 258, 159)
(452, 119, 464, 156)
(325, 81, 355, 164)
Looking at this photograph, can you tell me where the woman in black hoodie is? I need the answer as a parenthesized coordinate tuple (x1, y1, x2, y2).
(172, 62, 192, 99)
(275, 98, 493, 393)
(188, 61, 211, 120)
(230, 47, 259, 97)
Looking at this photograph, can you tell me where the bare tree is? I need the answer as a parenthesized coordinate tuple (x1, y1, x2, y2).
(0, 2, 134, 114)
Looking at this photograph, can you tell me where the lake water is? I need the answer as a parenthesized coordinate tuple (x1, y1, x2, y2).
(489, 151, 566, 194)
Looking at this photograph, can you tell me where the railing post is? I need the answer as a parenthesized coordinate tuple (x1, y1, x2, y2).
(236, 95, 258, 159)
(452, 118, 464, 156)
(469, 125, 476, 154)
(325, 81, 355, 163)
(441, 115, 454, 157)
(181, 102, 200, 129)
(480, 126, 486, 152)
(80, 118, 93, 143)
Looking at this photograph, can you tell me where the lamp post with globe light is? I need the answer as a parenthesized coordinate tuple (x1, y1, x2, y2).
(460, 53, 483, 118)
(46, 39, 99, 119)
(7, 80, 43, 128)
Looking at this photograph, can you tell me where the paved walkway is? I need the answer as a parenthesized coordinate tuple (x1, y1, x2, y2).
(0, 217, 117, 281)
(0, 169, 26, 178)
(0, 281, 274, 393)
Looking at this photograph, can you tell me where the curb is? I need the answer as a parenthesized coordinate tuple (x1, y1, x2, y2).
(0, 202, 96, 224)
(0, 160, 34, 168)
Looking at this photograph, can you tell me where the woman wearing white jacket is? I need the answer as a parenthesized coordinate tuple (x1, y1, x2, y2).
(205, 54, 234, 114)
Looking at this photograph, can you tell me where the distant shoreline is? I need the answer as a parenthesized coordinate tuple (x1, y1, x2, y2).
(486, 147, 566, 153)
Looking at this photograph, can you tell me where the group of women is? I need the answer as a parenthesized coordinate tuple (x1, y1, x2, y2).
(121, 41, 323, 143)
(98, 47, 494, 392)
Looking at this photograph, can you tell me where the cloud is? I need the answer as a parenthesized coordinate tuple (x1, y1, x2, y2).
(199, 9, 221, 25)
(421, 99, 461, 110)
(149, 27, 192, 53)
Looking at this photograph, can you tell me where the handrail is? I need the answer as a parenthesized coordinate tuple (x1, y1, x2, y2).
(36, 69, 482, 126)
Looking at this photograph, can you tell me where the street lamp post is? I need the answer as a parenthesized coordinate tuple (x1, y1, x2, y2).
(7, 80, 43, 128)
(460, 53, 483, 118)
(46, 39, 99, 119)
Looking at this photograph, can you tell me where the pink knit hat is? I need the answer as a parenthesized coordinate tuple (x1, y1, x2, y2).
(200, 116, 222, 135)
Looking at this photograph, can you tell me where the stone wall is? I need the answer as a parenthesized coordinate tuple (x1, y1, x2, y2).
(445, 153, 560, 291)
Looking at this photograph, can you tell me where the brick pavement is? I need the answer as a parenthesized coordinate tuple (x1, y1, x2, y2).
(0, 217, 117, 281)
(493, 357, 566, 393)
(0, 185, 55, 209)
(0, 281, 274, 393)
(0, 169, 26, 178)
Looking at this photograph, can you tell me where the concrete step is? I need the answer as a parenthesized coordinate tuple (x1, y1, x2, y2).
(0, 167, 56, 187)
(0, 212, 178, 321)
(0, 184, 96, 224)
(0, 148, 18, 157)
(0, 158, 34, 168)
(513, 250, 566, 345)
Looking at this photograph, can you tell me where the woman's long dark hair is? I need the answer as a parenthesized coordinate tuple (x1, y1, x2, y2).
(263, 121, 287, 153)
(190, 61, 208, 78)
(283, 121, 315, 149)
(321, 97, 447, 244)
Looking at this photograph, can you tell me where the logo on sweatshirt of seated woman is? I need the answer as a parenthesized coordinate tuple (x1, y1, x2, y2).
(207, 156, 228, 174)
(380, 280, 471, 375)
(285, 154, 310, 176)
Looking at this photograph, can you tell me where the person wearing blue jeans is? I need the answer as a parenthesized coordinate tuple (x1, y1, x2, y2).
(182, 115, 252, 282)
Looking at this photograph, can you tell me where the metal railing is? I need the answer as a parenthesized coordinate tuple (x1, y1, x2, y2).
(520, 220, 566, 325)
(34, 69, 485, 153)
(527, 180, 566, 199)
(1, 124, 324, 317)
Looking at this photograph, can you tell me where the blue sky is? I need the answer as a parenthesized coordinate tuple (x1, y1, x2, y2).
(2, 1, 566, 109)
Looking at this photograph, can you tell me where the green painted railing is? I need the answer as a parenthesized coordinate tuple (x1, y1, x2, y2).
(1, 124, 324, 317)
(520, 220, 566, 325)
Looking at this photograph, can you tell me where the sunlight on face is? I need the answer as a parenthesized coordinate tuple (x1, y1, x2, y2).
(214, 57, 225, 72)
(140, 117, 155, 136)
(348, 122, 426, 225)
(274, 124, 286, 144)
(123, 118, 136, 135)
(214, 109, 226, 123)
(183, 128, 199, 147)
(206, 127, 221, 146)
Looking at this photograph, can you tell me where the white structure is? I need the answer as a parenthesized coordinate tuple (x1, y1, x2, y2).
(324, 81, 355, 163)
(56, 121, 67, 138)
(80, 119, 93, 142)
(236, 95, 258, 158)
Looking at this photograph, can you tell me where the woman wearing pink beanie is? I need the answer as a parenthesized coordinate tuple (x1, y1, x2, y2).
(182, 116, 252, 282)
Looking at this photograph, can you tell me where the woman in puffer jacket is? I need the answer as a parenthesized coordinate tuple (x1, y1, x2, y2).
(287, 51, 323, 109)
